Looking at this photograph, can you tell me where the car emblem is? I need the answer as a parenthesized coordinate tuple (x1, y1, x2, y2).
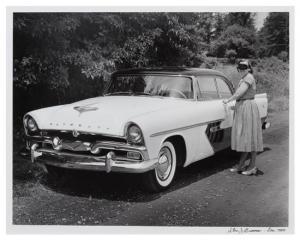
(72, 130, 80, 137)
(74, 105, 98, 115)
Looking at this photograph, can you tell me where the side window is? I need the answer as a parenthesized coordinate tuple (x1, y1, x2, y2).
(215, 77, 232, 98)
(196, 76, 219, 99)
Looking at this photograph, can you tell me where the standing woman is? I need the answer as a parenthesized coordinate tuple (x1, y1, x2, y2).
(223, 60, 264, 175)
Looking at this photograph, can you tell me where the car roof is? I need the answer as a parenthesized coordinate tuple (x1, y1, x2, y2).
(113, 67, 226, 77)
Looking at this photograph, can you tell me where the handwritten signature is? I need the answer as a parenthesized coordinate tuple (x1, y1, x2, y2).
(228, 227, 286, 233)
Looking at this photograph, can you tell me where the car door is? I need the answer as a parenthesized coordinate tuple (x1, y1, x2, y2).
(196, 75, 234, 152)
(215, 76, 235, 130)
(214, 76, 236, 150)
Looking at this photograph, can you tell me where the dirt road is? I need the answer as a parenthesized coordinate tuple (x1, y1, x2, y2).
(12, 110, 289, 226)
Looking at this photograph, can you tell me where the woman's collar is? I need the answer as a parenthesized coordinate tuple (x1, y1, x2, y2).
(241, 71, 249, 79)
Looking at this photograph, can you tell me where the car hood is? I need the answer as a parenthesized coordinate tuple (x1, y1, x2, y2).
(28, 96, 191, 136)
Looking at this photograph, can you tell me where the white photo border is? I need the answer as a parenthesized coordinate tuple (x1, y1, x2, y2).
(5, 5, 295, 235)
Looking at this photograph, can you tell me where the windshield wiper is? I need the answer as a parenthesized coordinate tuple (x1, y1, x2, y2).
(105, 91, 133, 96)
(105, 91, 152, 96)
(133, 92, 152, 96)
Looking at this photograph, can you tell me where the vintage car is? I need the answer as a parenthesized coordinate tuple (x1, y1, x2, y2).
(23, 67, 270, 192)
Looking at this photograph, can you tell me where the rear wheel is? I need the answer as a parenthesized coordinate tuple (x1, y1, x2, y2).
(142, 141, 177, 192)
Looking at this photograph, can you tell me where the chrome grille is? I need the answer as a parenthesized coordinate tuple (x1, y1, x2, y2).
(41, 130, 126, 143)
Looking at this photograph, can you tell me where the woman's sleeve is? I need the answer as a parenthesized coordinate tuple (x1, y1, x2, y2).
(243, 74, 255, 86)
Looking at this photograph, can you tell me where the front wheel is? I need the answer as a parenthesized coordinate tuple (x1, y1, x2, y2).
(142, 141, 177, 192)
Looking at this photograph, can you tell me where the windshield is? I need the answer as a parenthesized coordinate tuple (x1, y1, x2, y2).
(106, 75, 193, 99)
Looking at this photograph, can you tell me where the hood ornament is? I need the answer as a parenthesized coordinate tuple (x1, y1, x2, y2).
(74, 105, 98, 115)
(72, 129, 80, 137)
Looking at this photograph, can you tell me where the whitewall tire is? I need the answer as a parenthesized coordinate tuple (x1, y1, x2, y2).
(142, 141, 177, 192)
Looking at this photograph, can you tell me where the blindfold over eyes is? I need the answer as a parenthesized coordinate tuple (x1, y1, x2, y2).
(237, 63, 249, 70)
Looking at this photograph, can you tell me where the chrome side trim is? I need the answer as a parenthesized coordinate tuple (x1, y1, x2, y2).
(150, 119, 224, 137)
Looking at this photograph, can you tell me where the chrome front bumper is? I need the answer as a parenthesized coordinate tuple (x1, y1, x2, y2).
(31, 146, 157, 173)
(28, 135, 157, 173)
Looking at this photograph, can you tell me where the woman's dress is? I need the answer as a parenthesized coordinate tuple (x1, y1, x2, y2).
(231, 73, 264, 152)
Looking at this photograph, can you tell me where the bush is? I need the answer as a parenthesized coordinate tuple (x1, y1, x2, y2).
(200, 57, 219, 69)
(211, 24, 257, 58)
(268, 96, 289, 112)
(254, 57, 289, 111)
(225, 49, 237, 64)
(277, 51, 288, 62)
(254, 57, 288, 96)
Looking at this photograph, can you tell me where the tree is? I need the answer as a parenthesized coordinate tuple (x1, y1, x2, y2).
(211, 24, 257, 58)
(223, 12, 256, 30)
(211, 13, 226, 40)
(257, 12, 289, 57)
(13, 13, 117, 90)
(14, 13, 210, 89)
(194, 13, 215, 44)
(113, 12, 210, 68)
(13, 12, 212, 123)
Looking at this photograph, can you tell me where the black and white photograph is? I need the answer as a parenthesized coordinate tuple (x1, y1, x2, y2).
(7, 6, 293, 233)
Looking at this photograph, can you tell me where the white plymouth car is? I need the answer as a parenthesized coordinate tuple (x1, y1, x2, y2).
(23, 67, 269, 192)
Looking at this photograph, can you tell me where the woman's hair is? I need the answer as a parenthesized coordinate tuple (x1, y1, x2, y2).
(237, 60, 253, 74)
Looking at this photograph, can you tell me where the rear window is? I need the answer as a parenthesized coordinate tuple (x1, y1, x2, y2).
(215, 77, 232, 98)
(196, 76, 219, 99)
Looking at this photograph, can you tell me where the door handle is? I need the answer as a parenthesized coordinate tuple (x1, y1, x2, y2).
(229, 105, 235, 111)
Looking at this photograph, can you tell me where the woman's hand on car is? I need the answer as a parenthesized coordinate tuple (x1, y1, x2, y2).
(223, 99, 229, 104)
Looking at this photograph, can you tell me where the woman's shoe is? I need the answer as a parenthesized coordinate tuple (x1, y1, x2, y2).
(241, 167, 258, 176)
(229, 166, 246, 173)
(229, 166, 247, 173)
(230, 167, 240, 172)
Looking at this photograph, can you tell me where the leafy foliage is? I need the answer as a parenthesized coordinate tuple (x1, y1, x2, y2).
(277, 51, 288, 62)
(211, 13, 226, 40)
(254, 56, 289, 98)
(13, 12, 290, 128)
(211, 24, 257, 58)
(223, 12, 256, 29)
(225, 49, 237, 63)
(113, 13, 209, 67)
(13, 12, 214, 124)
(257, 12, 289, 57)
(14, 13, 212, 89)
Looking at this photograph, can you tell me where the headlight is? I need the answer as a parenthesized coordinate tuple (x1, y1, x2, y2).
(126, 124, 144, 144)
(24, 115, 38, 133)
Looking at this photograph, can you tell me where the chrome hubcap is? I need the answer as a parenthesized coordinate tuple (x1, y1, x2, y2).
(156, 147, 172, 181)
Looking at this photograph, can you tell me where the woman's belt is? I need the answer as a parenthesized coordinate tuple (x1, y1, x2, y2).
(236, 97, 254, 102)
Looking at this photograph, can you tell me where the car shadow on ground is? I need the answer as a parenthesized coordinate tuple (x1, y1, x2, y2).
(13, 142, 270, 203)
(26, 146, 269, 202)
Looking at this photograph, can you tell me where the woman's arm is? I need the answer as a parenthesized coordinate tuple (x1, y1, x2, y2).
(223, 82, 249, 104)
